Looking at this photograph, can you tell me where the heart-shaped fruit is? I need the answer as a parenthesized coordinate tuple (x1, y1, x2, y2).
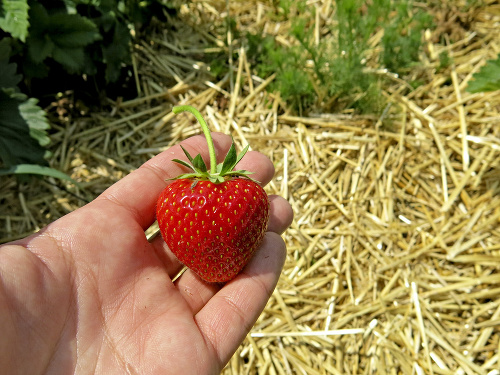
(156, 106, 270, 282)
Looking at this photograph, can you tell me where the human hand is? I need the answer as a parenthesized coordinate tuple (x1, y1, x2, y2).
(0, 133, 293, 374)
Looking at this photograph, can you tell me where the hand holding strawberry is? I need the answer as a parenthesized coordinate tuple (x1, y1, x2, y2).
(0, 126, 293, 374)
(156, 105, 270, 282)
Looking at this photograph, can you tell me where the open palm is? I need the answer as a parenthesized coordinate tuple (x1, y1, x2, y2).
(0, 133, 293, 374)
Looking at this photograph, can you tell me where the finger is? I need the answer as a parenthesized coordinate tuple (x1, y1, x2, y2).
(194, 232, 286, 369)
(268, 195, 294, 234)
(236, 150, 275, 186)
(174, 269, 222, 314)
(148, 232, 184, 277)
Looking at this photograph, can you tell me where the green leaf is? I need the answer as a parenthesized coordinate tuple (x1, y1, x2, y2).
(166, 172, 202, 181)
(174, 147, 209, 177)
(25, 4, 54, 63)
(0, 0, 30, 42)
(0, 38, 22, 88)
(225, 170, 259, 183)
(18, 97, 51, 147)
(25, 3, 100, 72)
(0, 89, 48, 167)
(467, 55, 500, 93)
(192, 154, 208, 173)
(102, 20, 130, 82)
(172, 158, 195, 171)
(27, 34, 55, 63)
(220, 141, 237, 175)
(208, 175, 225, 184)
(25, 3, 48, 38)
(98, 11, 117, 33)
(180, 145, 195, 164)
(49, 13, 100, 48)
(225, 170, 254, 176)
(0, 164, 82, 188)
(52, 47, 85, 72)
(235, 144, 249, 165)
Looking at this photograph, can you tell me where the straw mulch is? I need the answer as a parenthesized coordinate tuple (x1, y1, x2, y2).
(1, 1, 500, 373)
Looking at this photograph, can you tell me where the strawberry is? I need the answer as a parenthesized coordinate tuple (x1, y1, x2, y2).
(156, 105, 270, 283)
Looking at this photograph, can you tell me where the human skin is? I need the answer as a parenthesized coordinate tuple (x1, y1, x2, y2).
(0, 133, 293, 375)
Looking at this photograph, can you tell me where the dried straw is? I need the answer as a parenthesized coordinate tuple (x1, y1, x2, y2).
(1, 1, 500, 373)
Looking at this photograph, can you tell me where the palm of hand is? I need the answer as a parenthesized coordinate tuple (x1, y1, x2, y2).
(0, 134, 292, 374)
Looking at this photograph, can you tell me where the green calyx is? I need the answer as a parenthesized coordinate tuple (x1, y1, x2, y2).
(171, 105, 257, 184)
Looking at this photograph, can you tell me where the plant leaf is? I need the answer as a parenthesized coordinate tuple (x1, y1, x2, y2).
(466, 55, 500, 93)
(52, 47, 85, 72)
(208, 175, 225, 184)
(235, 144, 249, 164)
(0, 0, 30, 42)
(192, 154, 208, 173)
(180, 145, 195, 164)
(48, 13, 101, 48)
(0, 89, 49, 167)
(166, 172, 201, 181)
(225, 170, 254, 176)
(102, 21, 131, 82)
(18, 97, 51, 147)
(27, 34, 55, 63)
(220, 141, 237, 175)
(0, 164, 82, 188)
(226, 171, 260, 183)
(25, 3, 50, 63)
(172, 158, 195, 171)
(25, 3, 100, 71)
(0, 38, 22, 88)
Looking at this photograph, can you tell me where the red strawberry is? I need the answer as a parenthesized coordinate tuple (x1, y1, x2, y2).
(156, 105, 270, 283)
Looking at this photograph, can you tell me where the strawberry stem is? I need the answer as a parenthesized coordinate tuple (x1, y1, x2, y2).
(172, 105, 217, 174)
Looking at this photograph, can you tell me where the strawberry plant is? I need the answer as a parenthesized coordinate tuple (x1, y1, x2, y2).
(0, 38, 80, 185)
(156, 106, 270, 283)
(0, 0, 30, 42)
(381, 1, 434, 74)
(0, 0, 177, 179)
(0, 38, 50, 168)
(466, 54, 500, 93)
(1, 0, 177, 96)
(245, 0, 434, 114)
